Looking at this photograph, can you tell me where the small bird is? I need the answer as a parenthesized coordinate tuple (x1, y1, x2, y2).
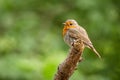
(62, 19, 101, 59)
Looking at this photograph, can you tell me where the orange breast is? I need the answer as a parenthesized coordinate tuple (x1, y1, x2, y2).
(62, 26, 67, 37)
(62, 25, 76, 37)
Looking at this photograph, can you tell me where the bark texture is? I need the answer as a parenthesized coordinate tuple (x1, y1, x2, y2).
(54, 40, 84, 80)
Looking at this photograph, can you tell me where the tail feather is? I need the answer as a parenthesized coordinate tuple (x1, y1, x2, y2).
(86, 44, 101, 59)
(92, 47, 101, 59)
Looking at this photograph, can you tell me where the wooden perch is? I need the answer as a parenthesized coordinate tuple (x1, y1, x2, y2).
(54, 40, 85, 80)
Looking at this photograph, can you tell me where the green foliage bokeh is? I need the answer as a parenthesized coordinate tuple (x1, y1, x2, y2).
(0, 0, 120, 80)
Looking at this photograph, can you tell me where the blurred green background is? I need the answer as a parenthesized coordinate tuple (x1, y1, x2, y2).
(0, 0, 120, 80)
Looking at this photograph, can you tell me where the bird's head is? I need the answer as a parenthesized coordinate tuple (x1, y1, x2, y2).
(63, 19, 78, 27)
(62, 19, 78, 36)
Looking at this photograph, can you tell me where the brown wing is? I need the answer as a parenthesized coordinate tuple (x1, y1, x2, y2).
(68, 28, 92, 46)
(68, 27, 101, 59)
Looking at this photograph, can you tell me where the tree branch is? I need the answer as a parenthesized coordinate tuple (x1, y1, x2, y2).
(54, 40, 84, 80)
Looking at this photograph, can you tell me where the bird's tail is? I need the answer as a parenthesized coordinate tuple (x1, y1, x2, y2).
(87, 45, 101, 59)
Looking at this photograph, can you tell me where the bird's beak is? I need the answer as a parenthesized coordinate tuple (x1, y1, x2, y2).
(62, 23, 66, 25)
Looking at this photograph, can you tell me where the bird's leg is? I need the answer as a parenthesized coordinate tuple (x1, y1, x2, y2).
(71, 42, 74, 47)
(71, 40, 76, 47)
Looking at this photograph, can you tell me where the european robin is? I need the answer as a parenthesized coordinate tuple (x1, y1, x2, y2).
(62, 19, 101, 59)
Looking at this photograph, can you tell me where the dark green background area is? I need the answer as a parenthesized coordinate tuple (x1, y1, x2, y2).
(0, 0, 120, 80)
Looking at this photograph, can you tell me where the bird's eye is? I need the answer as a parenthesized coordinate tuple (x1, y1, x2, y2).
(70, 23, 72, 25)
